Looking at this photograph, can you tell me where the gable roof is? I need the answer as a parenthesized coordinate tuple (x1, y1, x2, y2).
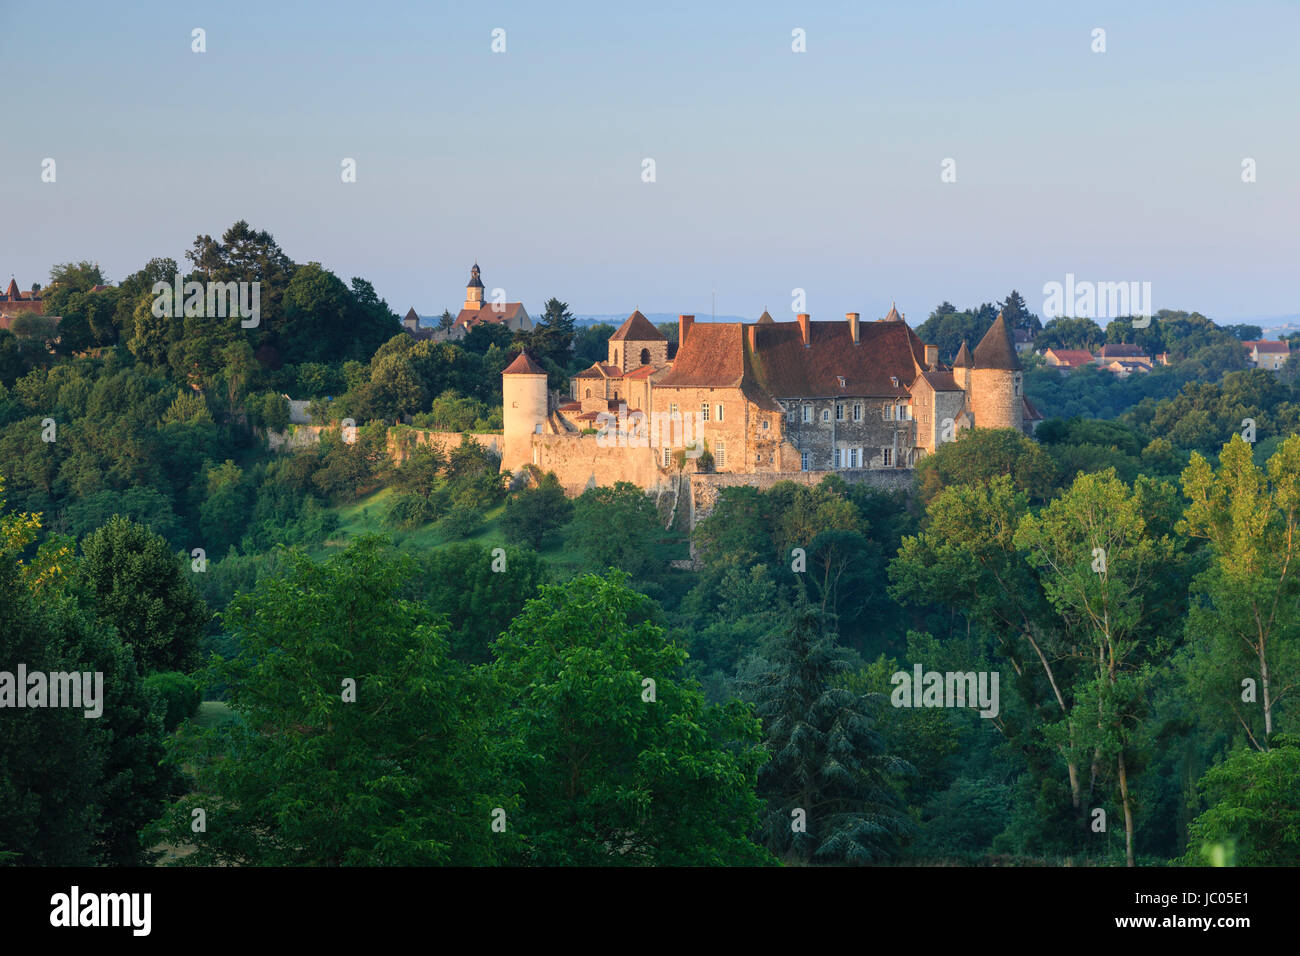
(1246, 340, 1289, 353)
(655, 323, 748, 388)
(1045, 348, 1095, 366)
(608, 310, 666, 342)
(973, 313, 1021, 371)
(454, 303, 525, 329)
(750, 319, 926, 398)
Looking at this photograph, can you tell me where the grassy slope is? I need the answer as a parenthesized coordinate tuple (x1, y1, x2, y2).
(314, 485, 689, 575)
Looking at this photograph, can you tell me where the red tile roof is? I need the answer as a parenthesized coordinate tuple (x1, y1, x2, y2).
(1046, 348, 1095, 366)
(608, 310, 666, 342)
(1246, 340, 1289, 353)
(502, 351, 547, 375)
(655, 323, 748, 388)
(746, 319, 928, 399)
(455, 303, 525, 329)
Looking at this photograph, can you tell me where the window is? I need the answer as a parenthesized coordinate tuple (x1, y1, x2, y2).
(897, 403, 909, 420)
(663, 446, 672, 467)
(1014, 375, 1022, 396)
(833, 448, 842, 469)
(701, 403, 710, 422)
(853, 403, 861, 422)
(716, 441, 726, 468)
(882, 404, 893, 421)
(786, 404, 795, 422)
(882, 447, 893, 467)
(800, 451, 811, 471)
(640, 348, 650, 365)
(837, 376, 846, 389)
(802, 405, 812, 423)
(762, 419, 769, 430)
(614, 350, 619, 365)
(669, 402, 678, 417)
(585, 389, 591, 398)
(717, 403, 724, 422)
(821, 409, 830, 423)
(835, 403, 845, 421)
(848, 448, 860, 468)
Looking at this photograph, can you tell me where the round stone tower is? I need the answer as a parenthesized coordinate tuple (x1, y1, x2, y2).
(969, 313, 1023, 431)
(501, 351, 548, 472)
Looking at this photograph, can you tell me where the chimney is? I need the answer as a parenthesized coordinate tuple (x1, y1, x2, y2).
(925, 344, 938, 368)
(847, 312, 860, 345)
(679, 314, 694, 348)
(797, 313, 810, 348)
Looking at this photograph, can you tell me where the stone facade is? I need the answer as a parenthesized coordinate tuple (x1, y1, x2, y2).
(502, 306, 1035, 494)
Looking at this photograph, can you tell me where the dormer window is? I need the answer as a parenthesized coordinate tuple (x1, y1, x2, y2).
(837, 376, 846, 389)
(890, 376, 899, 388)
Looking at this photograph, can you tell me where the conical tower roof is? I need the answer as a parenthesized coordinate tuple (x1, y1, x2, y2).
(953, 340, 973, 368)
(503, 351, 547, 375)
(972, 313, 1020, 371)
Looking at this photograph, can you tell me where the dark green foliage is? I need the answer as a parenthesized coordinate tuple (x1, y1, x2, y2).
(1181, 736, 1300, 866)
(143, 671, 202, 732)
(502, 472, 573, 549)
(489, 570, 772, 865)
(79, 516, 210, 673)
(410, 542, 549, 663)
(745, 594, 913, 864)
(150, 538, 505, 865)
(565, 482, 665, 578)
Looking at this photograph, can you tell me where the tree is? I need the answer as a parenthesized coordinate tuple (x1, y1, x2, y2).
(1179, 435, 1300, 747)
(1181, 735, 1300, 866)
(0, 486, 174, 866)
(566, 482, 664, 578)
(745, 592, 913, 864)
(1000, 289, 1040, 334)
(79, 515, 210, 672)
(502, 472, 574, 550)
(411, 542, 549, 663)
(151, 538, 505, 865)
(1014, 470, 1175, 866)
(488, 571, 772, 865)
(916, 427, 1058, 506)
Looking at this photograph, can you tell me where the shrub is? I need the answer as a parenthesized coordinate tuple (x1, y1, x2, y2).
(435, 506, 485, 540)
(143, 671, 202, 732)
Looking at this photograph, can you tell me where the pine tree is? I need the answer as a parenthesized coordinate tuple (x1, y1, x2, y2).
(746, 591, 913, 864)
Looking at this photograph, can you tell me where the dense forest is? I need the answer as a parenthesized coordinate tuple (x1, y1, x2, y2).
(2, 222, 1297, 866)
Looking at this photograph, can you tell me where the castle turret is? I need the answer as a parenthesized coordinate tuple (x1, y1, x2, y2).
(501, 350, 548, 472)
(969, 313, 1022, 431)
(953, 340, 973, 395)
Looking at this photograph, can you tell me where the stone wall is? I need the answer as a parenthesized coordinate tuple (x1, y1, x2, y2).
(266, 424, 502, 462)
(688, 467, 914, 527)
(531, 433, 666, 496)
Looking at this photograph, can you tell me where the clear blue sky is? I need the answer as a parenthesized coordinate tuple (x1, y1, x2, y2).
(2, 0, 1296, 323)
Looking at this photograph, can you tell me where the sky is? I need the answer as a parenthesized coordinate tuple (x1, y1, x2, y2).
(2, 0, 1297, 324)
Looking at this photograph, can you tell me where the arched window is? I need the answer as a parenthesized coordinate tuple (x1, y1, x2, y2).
(614, 350, 619, 366)
(640, 348, 650, 365)
(585, 388, 591, 398)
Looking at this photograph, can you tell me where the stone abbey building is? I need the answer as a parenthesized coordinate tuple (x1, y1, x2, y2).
(502, 305, 1040, 492)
